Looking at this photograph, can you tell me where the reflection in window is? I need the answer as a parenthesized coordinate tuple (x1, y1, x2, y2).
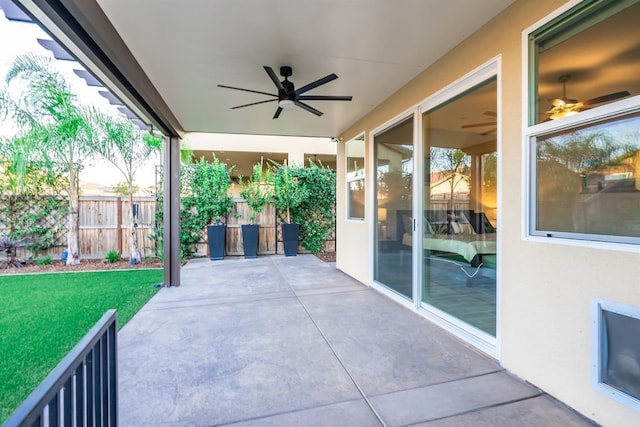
(533, 113, 640, 243)
(346, 135, 365, 219)
(422, 77, 497, 336)
(531, 1, 640, 125)
(374, 116, 414, 299)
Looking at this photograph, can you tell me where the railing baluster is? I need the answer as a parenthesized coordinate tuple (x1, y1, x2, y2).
(101, 335, 108, 427)
(107, 323, 117, 427)
(48, 393, 59, 426)
(62, 377, 72, 427)
(93, 341, 101, 427)
(86, 351, 94, 427)
(74, 365, 84, 427)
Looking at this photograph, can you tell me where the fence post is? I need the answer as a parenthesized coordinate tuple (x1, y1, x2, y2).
(116, 197, 123, 256)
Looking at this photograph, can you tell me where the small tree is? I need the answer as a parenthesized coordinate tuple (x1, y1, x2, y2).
(92, 113, 161, 263)
(267, 160, 309, 224)
(239, 162, 271, 223)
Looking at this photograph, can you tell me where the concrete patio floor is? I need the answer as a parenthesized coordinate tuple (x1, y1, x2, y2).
(118, 255, 595, 426)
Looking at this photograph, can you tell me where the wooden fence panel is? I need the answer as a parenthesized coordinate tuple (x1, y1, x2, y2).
(6, 195, 334, 260)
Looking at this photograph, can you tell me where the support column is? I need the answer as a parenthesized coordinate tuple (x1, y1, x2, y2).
(163, 135, 181, 287)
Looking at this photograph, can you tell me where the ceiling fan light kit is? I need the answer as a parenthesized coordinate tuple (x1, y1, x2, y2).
(218, 65, 353, 119)
(545, 74, 630, 120)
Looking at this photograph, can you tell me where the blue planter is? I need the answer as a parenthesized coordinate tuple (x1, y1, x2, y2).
(241, 224, 259, 259)
(207, 225, 226, 260)
(282, 223, 299, 256)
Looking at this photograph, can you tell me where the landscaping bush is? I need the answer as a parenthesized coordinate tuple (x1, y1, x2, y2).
(104, 250, 120, 263)
(35, 255, 52, 266)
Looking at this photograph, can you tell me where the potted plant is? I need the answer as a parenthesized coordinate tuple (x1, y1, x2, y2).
(238, 162, 271, 258)
(268, 160, 309, 256)
(191, 156, 234, 260)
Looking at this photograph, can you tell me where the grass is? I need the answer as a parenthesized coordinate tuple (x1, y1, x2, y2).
(0, 269, 162, 423)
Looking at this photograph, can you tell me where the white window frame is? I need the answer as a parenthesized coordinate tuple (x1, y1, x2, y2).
(591, 298, 640, 411)
(346, 133, 366, 221)
(522, 0, 640, 249)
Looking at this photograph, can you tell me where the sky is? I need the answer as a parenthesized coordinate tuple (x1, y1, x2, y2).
(0, 14, 158, 188)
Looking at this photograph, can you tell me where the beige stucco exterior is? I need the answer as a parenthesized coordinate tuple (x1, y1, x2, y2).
(336, 0, 640, 425)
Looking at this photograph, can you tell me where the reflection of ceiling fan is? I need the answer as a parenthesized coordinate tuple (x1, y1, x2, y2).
(461, 111, 496, 135)
(545, 74, 630, 120)
(218, 66, 352, 119)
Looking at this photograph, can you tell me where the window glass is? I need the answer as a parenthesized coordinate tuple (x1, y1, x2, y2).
(346, 135, 365, 219)
(531, 0, 640, 125)
(532, 113, 640, 243)
(374, 117, 413, 299)
(422, 77, 497, 336)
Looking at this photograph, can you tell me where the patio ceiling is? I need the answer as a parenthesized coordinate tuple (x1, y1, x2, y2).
(15, 0, 517, 138)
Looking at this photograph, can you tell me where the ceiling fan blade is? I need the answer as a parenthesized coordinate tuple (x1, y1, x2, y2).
(264, 66, 285, 92)
(296, 74, 338, 95)
(294, 101, 323, 116)
(582, 91, 630, 107)
(461, 122, 496, 129)
(218, 84, 276, 97)
(483, 111, 497, 117)
(231, 99, 277, 109)
(480, 128, 497, 136)
(298, 95, 352, 101)
(273, 107, 283, 119)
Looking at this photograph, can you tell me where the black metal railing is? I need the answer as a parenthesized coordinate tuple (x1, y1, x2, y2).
(4, 310, 118, 427)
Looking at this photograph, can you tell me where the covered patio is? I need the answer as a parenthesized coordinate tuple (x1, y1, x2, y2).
(117, 255, 591, 426)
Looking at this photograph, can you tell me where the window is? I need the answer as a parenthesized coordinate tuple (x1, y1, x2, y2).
(592, 298, 640, 410)
(527, 0, 640, 244)
(346, 134, 365, 220)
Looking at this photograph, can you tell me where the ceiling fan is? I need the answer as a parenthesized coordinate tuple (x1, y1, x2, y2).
(218, 66, 353, 119)
(461, 111, 496, 135)
(545, 74, 630, 120)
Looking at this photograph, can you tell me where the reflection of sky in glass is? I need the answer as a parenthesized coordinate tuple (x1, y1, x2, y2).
(545, 114, 640, 150)
(539, 113, 640, 176)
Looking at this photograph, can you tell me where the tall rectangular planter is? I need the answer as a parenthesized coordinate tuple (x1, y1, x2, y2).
(207, 225, 226, 260)
(241, 224, 259, 259)
(282, 223, 299, 257)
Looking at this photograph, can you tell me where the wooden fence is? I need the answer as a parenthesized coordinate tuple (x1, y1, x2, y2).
(4, 196, 335, 260)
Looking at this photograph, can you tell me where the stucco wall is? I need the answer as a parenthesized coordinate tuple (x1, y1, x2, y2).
(336, 0, 640, 425)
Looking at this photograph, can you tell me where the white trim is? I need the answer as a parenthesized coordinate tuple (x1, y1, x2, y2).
(521, 0, 583, 41)
(412, 108, 422, 310)
(494, 55, 503, 361)
(591, 298, 640, 411)
(418, 57, 499, 112)
(419, 302, 497, 358)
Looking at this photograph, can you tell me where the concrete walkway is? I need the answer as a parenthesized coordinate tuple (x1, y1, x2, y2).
(118, 255, 594, 426)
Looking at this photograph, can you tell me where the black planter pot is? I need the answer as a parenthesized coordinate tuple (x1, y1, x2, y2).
(281, 223, 299, 257)
(207, 224, 226, 260)
(241, 224, 259, 259)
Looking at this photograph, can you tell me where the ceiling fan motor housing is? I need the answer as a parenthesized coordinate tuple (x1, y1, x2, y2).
(280, 66, 293, 78)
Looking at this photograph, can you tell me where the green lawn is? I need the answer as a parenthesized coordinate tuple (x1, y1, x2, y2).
(0, 269, 162, 423)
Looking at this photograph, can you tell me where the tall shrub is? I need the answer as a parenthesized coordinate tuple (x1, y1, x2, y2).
(180, 156, 234, 258)
(293, 162, 336, 254)
(268, 160, 335, 254)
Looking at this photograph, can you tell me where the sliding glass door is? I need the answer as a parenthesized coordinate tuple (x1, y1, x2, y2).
(373, 116, 414, 299)
(421, 77, 498, 336)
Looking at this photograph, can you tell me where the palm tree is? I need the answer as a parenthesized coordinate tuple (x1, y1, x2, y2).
(92, 113, 160, 263)
(0, 53, 95, 265)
